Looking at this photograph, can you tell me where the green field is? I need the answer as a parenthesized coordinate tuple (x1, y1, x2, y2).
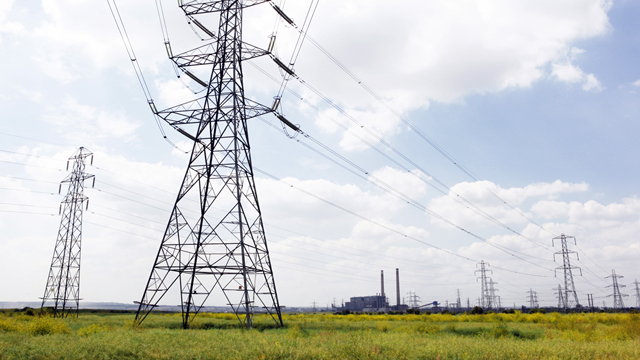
(1, 309, 640, 359)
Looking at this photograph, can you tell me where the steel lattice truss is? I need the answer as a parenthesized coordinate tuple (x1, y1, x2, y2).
(606, 269, 628, 310)
(552, 234, 581, 310)
(475, 261, 494, 310)
(135, 0, 283, 329)
(40, 147, 94, 318)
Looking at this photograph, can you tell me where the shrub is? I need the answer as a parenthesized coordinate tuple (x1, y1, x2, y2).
(470, 306, 484, 315)
(27, 318, 71, 336)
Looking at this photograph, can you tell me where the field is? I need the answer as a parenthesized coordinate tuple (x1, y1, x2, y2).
(1, 309, 640, 359)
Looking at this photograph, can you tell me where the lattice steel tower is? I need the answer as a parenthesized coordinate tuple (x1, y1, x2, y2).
(527, 288, 539, 308)
(135, 0, 284, 329)
(552, 234, 581, 310)
(554, 284, 566, 309)
(633, 279, 640, 308)
(475, 261, 493, 309)
(606, 269, 628, 310)
(40, 147, 94, 317)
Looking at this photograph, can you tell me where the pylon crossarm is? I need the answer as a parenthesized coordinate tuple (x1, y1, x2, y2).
(172, 41, 270, 68)
(180, 0, 271, 15)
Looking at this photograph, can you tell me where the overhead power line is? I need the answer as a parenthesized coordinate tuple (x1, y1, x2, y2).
(255, 166, 554, 278)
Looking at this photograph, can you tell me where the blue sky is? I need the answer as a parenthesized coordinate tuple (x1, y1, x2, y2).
(1, 0, 639, 309)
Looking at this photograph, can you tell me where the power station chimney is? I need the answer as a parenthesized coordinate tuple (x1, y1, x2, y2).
(381, 270, 385, 299)
(396, 268, 401, 307)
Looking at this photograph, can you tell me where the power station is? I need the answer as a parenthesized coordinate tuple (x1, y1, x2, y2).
(335, 269, 409, 312)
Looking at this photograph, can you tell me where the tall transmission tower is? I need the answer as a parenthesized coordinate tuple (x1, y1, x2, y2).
(134, 0, 290, 329)
(475, 261, 493, 309)
(40, 147, 94, 318)
(456, 289, 462, 311)
(587, 294, 595, 312)
(527, 288, 539, 308)
(606, 269, 628, 310)
(489, 279, 499, 309)
(407, 291, 421, 308)
(634, 279, 640, 308)
(552, 234, 581, 310)
(554, 285, 566, 309)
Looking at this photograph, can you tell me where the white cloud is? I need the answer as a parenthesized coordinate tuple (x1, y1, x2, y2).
(4, 0, 612, 151)
(531, 197, 640, 226)
(633, 79, 640, 87)
(0, 0, 25, 41)
(428, 180, 589, 228)
(287, 0, 612, 149)
(551, 62, 603, 92)
(369, 166, 429, 200)
(155, 79, 197, 109)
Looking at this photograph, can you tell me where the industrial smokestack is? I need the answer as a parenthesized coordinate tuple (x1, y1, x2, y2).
(381, 270, 385, 298)
(396, 268, 400, 307)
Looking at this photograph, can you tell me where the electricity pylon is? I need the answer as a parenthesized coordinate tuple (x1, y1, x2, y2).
(456, 289, 462, 311)
(489, 279, 499, 309)
(606, 269, 628, 310)
(554, 285, 566, 309)
(134, 0, 285, 329)
(475, 261, 493, 309)
(552, 234, 581, 310)
(40, 147, 94, 317)
(527, 288, 539, 308)
(634, 279, 640, 308)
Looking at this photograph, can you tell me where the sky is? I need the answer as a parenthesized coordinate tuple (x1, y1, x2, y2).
(1, 0, 639, 310)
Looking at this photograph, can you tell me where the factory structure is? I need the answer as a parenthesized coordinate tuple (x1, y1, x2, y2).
(336, 268, 409, 313)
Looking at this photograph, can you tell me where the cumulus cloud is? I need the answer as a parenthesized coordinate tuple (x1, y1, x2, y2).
(427, 180, 589, 228)
(551, 62, 603, 92)
(286, 0, 612, 149)
(3, 0, 612, 151)
(369, 166, 429, 199)
(531, 197, 640, 226)
(0, 0, 24, 41)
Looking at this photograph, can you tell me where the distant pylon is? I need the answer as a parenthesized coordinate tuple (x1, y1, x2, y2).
(587, 294, 595, 312)
(552, 234, 581, 310)
(489, 279, 499, 309)
(40, 147, 94, 318)
(554, 285, 566, 309)
(475, 260, 493, 309)
(606, 269, 628, 310)
(406, 291, 421, 308)
(634, 279, 640, 308)
(527, 288, 539, 308)
(476, 261, 491, 309)
(456, 289, 462, 311)
(134, 0, 283, 329)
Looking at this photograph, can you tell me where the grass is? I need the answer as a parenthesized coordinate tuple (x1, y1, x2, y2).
(1, 309, 639, 359)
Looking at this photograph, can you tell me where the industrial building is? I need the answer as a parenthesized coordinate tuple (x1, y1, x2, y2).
(337, 268, 409, 312)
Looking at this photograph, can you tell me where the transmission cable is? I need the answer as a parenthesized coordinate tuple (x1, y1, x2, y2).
(250, 61, 553, 253)
(259, 115, 555, 264)
(255, 167, 554, 278)
(300, 33, 557, 238)
(106, 0, 185, 152)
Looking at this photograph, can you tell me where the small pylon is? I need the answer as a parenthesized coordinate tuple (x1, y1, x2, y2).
(527, 288, 539, 308)
(552, 234, 581, 310)
(606, 269, 628, 310)
(475, 260, 493, 309)
(40, 147, 94, 317)
(553, 285, 566, 309)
